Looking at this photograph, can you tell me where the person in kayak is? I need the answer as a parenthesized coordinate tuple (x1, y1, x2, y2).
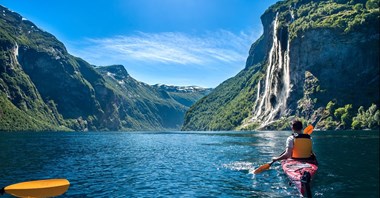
(271, 120, 317, 163)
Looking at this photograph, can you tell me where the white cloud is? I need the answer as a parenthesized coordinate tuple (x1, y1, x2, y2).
(69, 30, 260, 68)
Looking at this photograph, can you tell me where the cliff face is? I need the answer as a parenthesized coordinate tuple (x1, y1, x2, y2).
(182, 0, 379, 131)
(0, 7, 66, 131)
(0, 5, 210, 131)
(289, 28, 379, 113)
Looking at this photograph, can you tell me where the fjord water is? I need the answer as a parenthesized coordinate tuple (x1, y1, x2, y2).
(0, 131, 378, 197)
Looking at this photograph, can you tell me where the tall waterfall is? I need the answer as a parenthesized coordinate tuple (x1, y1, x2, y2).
(252, 13, 291, 127)
(10, 43, 19, 69)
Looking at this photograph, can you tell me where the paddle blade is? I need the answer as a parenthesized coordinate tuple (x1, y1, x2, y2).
(5, 179, 70, 198)
(253, 163, 271, 174)
(303, 125, 314, 135)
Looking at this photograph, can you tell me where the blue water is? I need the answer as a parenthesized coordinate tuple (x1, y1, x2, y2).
(0, 131, 378, 197)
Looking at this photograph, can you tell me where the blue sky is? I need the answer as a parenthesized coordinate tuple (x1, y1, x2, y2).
(1, 0, 280, 88)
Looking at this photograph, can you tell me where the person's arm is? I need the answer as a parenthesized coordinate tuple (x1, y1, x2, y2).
(272, 136, 293, 162)
(272, 147, 291, 162)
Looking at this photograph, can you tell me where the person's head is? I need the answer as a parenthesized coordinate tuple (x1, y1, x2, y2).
(291, 120, 303, 132)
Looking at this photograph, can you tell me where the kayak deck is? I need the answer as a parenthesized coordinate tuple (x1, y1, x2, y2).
(281, 159, 318, 197)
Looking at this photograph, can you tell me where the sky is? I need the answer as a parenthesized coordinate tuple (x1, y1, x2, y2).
(1, 0, 280, 88)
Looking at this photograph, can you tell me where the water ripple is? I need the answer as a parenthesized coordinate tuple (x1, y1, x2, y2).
(0, 131, 378, 197)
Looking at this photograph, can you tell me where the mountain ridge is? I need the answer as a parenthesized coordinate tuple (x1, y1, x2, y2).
(0, 5, 211, 131)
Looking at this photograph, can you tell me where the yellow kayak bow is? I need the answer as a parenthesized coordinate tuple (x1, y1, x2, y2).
(1, 179, 70, 198)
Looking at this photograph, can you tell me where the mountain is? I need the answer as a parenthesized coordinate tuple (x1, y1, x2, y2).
(182, 0, 379, 131)
(152, 84, 213, 107)
(0, 5, 210, 131)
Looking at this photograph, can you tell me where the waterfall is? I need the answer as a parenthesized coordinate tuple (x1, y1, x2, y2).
(14, 43, 19, 58)
(252, 13, 291, 127)
(254, 80, 261, 107)
(10, 43, 19, 69)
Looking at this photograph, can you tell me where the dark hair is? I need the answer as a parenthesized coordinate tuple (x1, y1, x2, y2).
(292, 120, 303, 131)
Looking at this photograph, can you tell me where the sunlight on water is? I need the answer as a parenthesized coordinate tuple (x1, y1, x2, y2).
(223, 161, 253, 171)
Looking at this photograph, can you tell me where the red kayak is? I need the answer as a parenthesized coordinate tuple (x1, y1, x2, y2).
(281, 158, 318, 197)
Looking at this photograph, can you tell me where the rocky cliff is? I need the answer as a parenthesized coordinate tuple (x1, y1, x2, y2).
(182, 0, 379, 131)
(0, 5, 210, 131)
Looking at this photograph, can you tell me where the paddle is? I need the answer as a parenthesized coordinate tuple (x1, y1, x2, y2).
(0, 179, 70, 198)
(253, 161, 275, 174)
(253, 125, 314, 174)
(303, 124, 314, 135)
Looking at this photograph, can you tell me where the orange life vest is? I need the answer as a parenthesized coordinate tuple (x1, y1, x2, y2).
(291, 133, 312, 159)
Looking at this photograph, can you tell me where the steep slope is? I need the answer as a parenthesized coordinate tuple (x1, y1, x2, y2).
(0, 5, 116, 131)
(0, 7, 69, 131)
(182, 0, 379, 131)
(0, 5, 209, 131)
(96, 65, 188, 130)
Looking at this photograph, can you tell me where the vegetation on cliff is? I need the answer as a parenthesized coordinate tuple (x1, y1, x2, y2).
(317, 102, 380, 130)
(267, 0, 379, 39)
(182, 65, 262, 131)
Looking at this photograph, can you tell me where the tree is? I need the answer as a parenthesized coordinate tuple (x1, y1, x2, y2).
(351, 104, 380, 129)
(326, 100, 337, 114)
(334, 104, 353, 128)
(354, 3, 364, 11)
(366, 0, 379, 9)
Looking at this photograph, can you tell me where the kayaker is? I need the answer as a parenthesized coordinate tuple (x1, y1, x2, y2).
(271, 120, 316, 163)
